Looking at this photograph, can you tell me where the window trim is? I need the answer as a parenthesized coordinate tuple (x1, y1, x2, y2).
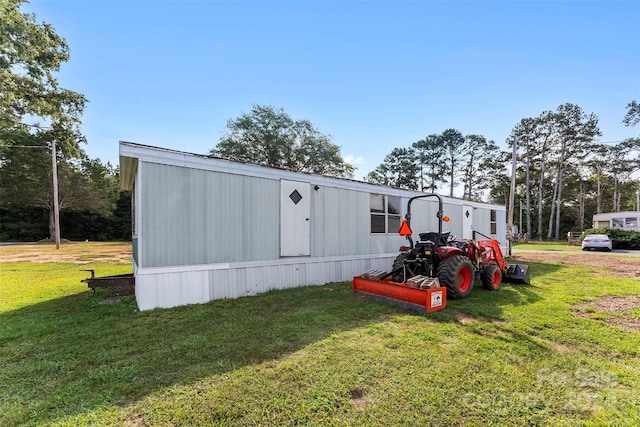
(490, 209, 497, 235)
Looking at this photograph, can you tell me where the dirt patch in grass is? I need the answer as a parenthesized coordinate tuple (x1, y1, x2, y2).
(124, 416, 145, 427)
(0, 253, 133, 264)
(0, 242, 131, 264)
(349, 387, 368, 408)
(98, 297, 122, 305)
(573, 296, 640, 332)
(514, 252, 640, 331)
(512, 252, 640, 279)
(448, 311, 508, 326)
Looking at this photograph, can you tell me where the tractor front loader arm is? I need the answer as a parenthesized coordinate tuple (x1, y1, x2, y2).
(475, 239, 509, 272)
(474, 239, 530, 285)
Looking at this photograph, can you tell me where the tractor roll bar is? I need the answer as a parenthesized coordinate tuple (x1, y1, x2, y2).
(404, 193, 443, 249)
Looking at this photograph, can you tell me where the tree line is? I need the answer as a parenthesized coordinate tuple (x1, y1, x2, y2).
(364, 129, 502, 200)
(364, 102, 639, 240)
(1, 0, 638, 242)
(502, 103, 639, 240)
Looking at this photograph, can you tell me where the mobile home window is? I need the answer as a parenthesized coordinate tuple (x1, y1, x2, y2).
(387, 195, 401, 233)
(490, 209, 497, 235)
(612, 218, 624, 229)
(370, 194, 401, 234)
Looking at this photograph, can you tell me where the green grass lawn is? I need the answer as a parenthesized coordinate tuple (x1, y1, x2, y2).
(1, 244, 639, 426)
(513, 240, 583, 252)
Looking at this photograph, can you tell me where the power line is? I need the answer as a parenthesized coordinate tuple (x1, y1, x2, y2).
(1, 145, 49, 148)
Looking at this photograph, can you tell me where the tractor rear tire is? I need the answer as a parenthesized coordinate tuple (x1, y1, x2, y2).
(392, 252, 411, 283)
(436, 255, 474, 299)
(481, 262, 502, 291)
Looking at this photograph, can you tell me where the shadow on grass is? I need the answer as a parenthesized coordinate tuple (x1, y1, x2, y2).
(436, 261, 557, 319)
(424, 261, 564, 356)
(0, 281, 400, 425)
(0, 263, 557, 425)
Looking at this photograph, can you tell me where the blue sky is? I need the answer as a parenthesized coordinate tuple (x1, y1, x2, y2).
(26, 0, 640, 181)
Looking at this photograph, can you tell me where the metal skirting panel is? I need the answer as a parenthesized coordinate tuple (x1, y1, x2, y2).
(133, 254, 397, 311)
(135, 270, 210, 311)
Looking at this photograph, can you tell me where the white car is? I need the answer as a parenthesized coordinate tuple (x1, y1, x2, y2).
(581, 234, 612, 252)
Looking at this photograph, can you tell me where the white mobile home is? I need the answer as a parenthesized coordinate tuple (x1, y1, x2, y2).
(592, 211, 640, 231)
(119, 142, 507, 311)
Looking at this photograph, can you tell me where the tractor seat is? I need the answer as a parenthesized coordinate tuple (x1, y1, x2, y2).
(418, 232, 450, 246)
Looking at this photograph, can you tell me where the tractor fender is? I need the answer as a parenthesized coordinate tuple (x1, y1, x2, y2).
(434, 246, 466, 260)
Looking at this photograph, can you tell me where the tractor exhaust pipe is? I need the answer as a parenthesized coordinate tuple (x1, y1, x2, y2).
(503, 264, 531, 285)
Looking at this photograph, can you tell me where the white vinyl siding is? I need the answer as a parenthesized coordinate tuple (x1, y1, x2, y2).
(139, 163, 280, 267)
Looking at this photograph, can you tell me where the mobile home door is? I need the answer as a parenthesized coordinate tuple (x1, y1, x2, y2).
(280, 180, 311, 256)
(462, 205, 473, 239)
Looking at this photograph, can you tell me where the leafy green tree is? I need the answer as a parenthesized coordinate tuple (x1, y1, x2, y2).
(497, 102, 639, 240)
(500, 105, 604, 240)
(504, 111, 558, 239)
(440, 128, 465, 197)
(1, 0, 92, 240)
(0, 206, 48, 241)
(211, 105, 354, 178)
(365, 147, 419, 190)
(547, 103, 600, 239)
(412, 134, 447, 192)
(584, 143, 610, 214)
(1, 0, 86, 154)
(605, 139, 640, 211)
(531, 111, 557, 240)
(461, 134, 500, 201)
(488, 170, 511, 206)
(364, 163, 393, 187)
(512, 120, 532, 234)
(623, 100, 640, 127)
(60, 189, 131, 241)
(0, 130, 119, 240)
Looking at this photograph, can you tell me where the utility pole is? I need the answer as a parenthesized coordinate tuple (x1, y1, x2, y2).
(51, 140, 61, 249)
(508, 139, 516, 255)
(519, 199, 523, 237)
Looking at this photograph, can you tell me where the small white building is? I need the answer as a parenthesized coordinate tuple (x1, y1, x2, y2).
(592, 211, 640, 231)
(119, 142, 507, 311)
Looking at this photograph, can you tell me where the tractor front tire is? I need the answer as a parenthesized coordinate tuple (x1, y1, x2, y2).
(437, 255, 474, 299)
(392, 252, 411, 283)
(481, 262, 502, 291)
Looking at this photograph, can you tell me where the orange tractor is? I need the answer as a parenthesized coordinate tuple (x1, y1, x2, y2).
(354, 194, 530, 312)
